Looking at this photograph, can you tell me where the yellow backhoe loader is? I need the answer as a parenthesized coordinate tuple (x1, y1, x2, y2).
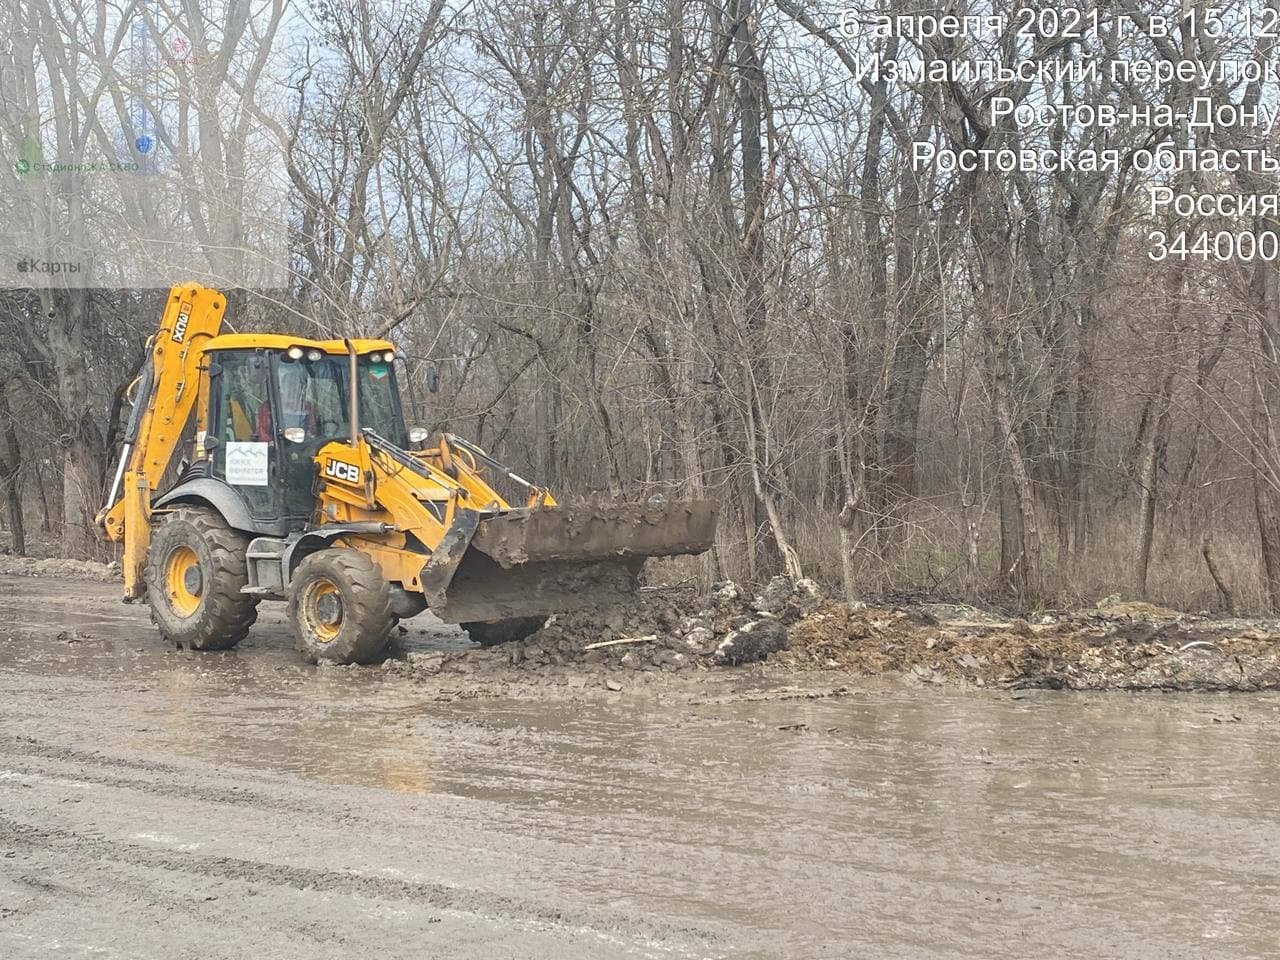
(96, 283, 716, 664)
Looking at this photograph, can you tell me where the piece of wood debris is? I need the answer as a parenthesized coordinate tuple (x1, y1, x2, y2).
(582, 635, 659, 651)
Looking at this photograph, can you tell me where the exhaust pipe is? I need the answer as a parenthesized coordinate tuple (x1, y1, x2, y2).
(344, 338, 359, 446)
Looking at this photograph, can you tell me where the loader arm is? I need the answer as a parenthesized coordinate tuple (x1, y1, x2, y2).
(309, 429, 507, 591)
(96, 284, 228, 598)
(311, 429, 717, 623)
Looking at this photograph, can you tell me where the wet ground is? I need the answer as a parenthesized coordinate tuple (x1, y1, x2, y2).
(2, 575, 1279, 958)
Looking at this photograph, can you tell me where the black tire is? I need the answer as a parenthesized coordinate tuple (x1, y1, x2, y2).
(462, 616, 546, 648)
(289, 549, 394, 665)
(144, 505, 258, 651)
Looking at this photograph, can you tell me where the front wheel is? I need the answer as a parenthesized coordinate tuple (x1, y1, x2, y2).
(289, 549, 394, 665)
(144, 506, 258, 650)
(462, 616, 546, 648)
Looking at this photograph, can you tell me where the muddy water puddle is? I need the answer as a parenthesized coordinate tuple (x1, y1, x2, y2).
(3, 577, 1280, 957)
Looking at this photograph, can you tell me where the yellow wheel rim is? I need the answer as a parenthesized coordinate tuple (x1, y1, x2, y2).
(164, 545, 203, 617)
(302, 578, 343, 643)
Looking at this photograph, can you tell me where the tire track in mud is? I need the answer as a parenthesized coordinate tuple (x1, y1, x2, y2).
(0, 731, 679, 890)
(0, 815, 535, 923)
(0, 813, 721, 953)
(0, 727, 818, 910)
(0, 734, 298, 812)
(0, 723, 729, 956)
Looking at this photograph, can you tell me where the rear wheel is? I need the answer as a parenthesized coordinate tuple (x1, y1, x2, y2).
(144, 506, 258, 650)
(289, 549, 394, 665)
(462, 616, 546, 648)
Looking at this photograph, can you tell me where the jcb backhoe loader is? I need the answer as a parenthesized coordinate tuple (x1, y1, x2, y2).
(96, 284, 716, 664)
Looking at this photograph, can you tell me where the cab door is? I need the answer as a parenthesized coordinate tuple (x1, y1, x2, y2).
(207, 351, 284, 521)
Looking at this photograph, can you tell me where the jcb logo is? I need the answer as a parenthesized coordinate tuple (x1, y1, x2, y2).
(324, 459, 361, 485)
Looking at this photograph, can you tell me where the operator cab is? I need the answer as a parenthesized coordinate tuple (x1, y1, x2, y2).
(202, 336, 408, 530)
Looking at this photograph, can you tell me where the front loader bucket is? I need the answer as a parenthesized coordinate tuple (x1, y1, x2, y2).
(420, 500, 717, 623)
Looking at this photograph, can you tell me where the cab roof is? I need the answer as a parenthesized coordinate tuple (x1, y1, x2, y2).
(203, 333, 396, 355)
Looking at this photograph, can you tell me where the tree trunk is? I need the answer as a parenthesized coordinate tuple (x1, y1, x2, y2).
(1133, 262, 1185, 598)
(994, 414, 1021, 589)
(1251, 225, 1280, 610)
(43, 289, 107, 559)
(991, 338, 1043, 605)
(0, 387, 25, 556)
(1201, 535, 1235, 614)
(34, 458, 52, 533)
(1133, 365, 1176, 598)
(1255, 463, 1280, 611)
(964, 511, 981, 603)
(732, 0, 778, 579)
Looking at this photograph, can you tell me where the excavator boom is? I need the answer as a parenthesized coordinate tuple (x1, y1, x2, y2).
(97, 285, 228, 598)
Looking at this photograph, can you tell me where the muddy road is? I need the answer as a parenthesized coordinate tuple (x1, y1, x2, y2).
(1, 575, 1279, 959)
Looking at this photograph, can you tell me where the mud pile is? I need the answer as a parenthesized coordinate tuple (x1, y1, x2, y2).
(389, 579, 1280, 692)
(391, 576, 823, 681)
(780, 599, 1280, 691)
(0, 555, 118, 582)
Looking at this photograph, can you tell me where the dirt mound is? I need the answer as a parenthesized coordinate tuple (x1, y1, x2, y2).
(383, 576, 1280, 692)
(389, 576, 821, 682)
(1091, 599, 1184, 620)
(0, 556, 118, 582)
(778, 601, 1280, 691)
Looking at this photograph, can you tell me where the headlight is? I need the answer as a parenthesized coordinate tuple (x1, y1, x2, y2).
(307, 349, 322, 361)
(383, 351, 396, 363)
(286, 346, 304, 360)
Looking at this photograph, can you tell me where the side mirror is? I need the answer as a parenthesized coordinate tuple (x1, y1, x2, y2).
(408, 427, 430, 445)
(424, 363, 440, 393)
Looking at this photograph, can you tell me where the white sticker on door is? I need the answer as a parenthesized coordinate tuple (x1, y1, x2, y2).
(225, 442, 270, 486)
